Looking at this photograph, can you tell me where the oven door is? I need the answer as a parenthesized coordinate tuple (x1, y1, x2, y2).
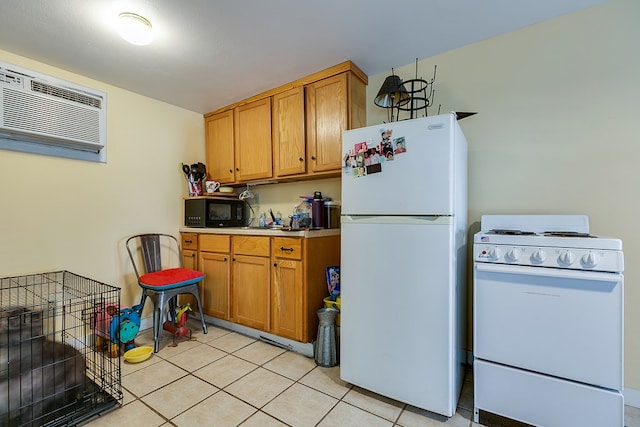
(474, 263, 623, 390)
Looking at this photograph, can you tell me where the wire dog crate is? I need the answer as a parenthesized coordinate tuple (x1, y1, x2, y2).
(1, 270, 123, 426)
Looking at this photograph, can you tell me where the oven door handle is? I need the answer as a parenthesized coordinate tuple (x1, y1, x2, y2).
(475, 263, 622, 282)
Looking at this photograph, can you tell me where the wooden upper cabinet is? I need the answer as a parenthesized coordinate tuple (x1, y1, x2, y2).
(234, 98, 273, 182)
(204, 61, 367, 184)
(306, 71, 366, 173)
(272, 87, 305, 177)
(205, 110, 235, 183)
(348, 71, 367, 132)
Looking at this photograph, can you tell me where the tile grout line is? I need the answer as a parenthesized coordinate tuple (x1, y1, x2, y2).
(120, 325, 478, 426)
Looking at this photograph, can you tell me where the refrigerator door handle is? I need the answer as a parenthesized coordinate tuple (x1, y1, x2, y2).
(342, 215, 454, 226)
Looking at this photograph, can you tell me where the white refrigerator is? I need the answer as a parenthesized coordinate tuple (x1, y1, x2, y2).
(340, 113, 467, 417)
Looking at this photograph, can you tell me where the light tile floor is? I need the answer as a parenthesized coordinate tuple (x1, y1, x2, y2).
(81, 320, 640, 427)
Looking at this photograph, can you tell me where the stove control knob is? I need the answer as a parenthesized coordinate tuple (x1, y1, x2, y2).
(487, 247, 501, 261)
(505, 248, 521, 262)
(581, 252, 599, 268)
(558, 251, 575, 266)
(531, 249, 547, 263)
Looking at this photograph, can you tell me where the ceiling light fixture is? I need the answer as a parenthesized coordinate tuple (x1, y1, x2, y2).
(117, 12, 154, 46)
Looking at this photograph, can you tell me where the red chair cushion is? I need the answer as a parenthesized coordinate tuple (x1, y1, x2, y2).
(139, 268, 204, 288)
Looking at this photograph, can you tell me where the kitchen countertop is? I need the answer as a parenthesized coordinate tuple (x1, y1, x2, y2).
(180, 226, 340, 238)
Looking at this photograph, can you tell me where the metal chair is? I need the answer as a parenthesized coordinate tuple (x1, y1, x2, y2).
(126, 233, 208, 352)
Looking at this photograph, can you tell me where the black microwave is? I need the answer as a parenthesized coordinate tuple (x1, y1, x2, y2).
(184, 198, 246, 228)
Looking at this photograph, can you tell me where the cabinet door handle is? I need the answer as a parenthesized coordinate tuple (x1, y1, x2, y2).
(224, 257, 228, 261)
(184, 239, 193, 244)
(229, 169, 233, 173)
(311, 156, 316, 161)
(299, 157, 303, 162)
(273, 262, 277, 267)
(280, 247, 294, 252)
(235, 167, 240, 171)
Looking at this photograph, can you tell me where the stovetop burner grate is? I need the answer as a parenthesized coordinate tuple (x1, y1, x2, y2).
(543, 231, 596, 238)
(488, 229, 597, 238)
(488, 229, 537, 236)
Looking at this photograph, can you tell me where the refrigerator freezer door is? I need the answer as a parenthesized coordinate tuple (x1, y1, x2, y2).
(341, 114, 466, 216)
(340, 215, 461, 416)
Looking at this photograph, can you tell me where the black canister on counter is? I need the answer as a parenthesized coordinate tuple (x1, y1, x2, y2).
(324, 201, 340, 229)
(312, 191, 325, 228)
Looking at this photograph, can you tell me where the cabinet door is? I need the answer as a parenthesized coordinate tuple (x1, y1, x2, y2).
(205, 110, 235, 183)
(272, 258, 303, 341)
(273, 87, 306, 177)
(179, 249, 198, 308)
(182, 249, 197, 270)
(306, 73, 348, 173)
(234, 98, 273, 182)
(232, 254, 270, 331)
(198, 251, 231, 320)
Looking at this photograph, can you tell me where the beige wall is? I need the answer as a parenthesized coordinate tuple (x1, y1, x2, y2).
(246, 178, 341, 226)
(367, 0, 640, 390)
(0, 50, 205, 310)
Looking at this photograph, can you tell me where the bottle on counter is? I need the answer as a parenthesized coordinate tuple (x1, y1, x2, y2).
(296, 198, 312, 228)
(312, 191, 325, 229)
(290, 212, 300, 229)
(259, 212, 266, 228)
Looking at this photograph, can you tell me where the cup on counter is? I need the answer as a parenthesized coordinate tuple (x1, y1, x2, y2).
(205, 181, 221, 193)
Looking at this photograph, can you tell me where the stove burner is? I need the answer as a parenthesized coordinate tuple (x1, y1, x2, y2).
(488, 229, 537, 236)
(543, 231, 595, 238)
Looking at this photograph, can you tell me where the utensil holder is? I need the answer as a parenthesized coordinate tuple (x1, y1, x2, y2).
(187, 177, 203, 196)
(314, 307, 339, 367)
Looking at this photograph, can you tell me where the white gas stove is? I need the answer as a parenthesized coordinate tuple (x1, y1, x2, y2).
(473, 214, 623, 272)
(473, 214, 624, 427)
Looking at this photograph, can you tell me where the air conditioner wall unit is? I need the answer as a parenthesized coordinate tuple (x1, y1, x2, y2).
(0, 60, 107, 161)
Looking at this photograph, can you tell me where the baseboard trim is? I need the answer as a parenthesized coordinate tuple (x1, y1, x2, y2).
(136, 315, 314, 357)
(624, 387, 640, 408)
(139, 316, 153, 331)
(204, 315, 315, 358)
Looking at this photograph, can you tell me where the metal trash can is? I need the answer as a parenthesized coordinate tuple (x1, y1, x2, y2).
(314, 307, 339, 367)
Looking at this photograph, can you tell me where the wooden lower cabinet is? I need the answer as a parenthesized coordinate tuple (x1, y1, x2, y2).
(179, 233, 199, 309)
(199, 251, 231, 320)
(197, 234, 231, 320)
(179, 248, 199, 309)
(230, 235, 270, 330)
(272, 258, 303, 341)
(188, 232, 340, 343)
(181, 248, 197, 271)
(232, 254, 270, 330)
